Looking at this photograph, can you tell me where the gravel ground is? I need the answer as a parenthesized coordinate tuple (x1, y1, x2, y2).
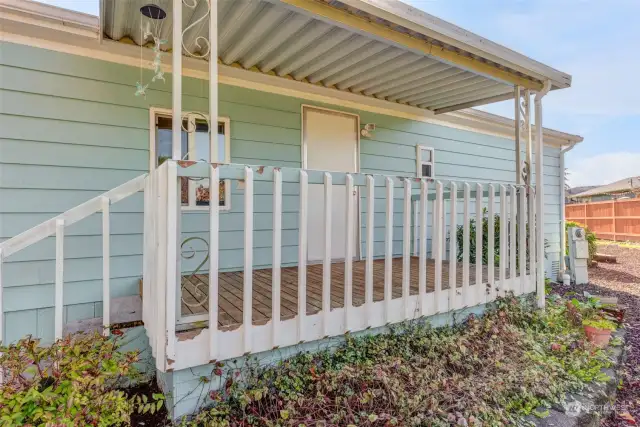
(554, 243, 640, 426)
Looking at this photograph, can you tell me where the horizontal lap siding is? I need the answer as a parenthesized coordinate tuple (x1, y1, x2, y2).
(0, 42, 563, 343)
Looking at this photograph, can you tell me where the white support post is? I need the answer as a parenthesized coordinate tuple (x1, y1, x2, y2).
(209, 165, 220, 360)
(418, 179, 428, 316)
(487, 185, 495, 300)
(519, 187, 527, 293)
(297, 170, 308, 342)
(499, 185, 507, 297)
(165, 162, 178, 366)
(434, 181, 443, 312)
(344, 174, 354, 330)
(524, 90, 532, 187)
(514, 86, 522, 185)
(475, 183, 483, 299)
(462, 183, 470, 306)
(365, 175, 375, 326)
(535, 82, 551, 308)
(209, 0, 218, 152)
(402, 179, 411, 319)
(384, 177, 393, 323)
(322, 172, 332, 336)
(510, 186, 517, 293)
(448, 182, 457, 310)
(101, 197, 110, 337)
(171, 0, 182, 160)
(243, 167, 254, 352)
(529, 185, 536, 291)
(272, 169, 283, 345)
(55, 219, 65, 340)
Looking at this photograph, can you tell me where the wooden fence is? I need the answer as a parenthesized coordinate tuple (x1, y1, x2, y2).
(566, 198, 640, 242)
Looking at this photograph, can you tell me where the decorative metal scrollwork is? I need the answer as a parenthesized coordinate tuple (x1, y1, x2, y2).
(182, 0, 212, 59)
(181, 237, 210, 309)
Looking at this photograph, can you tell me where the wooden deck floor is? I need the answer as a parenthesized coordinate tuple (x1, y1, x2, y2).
(181, 258, 506, 328)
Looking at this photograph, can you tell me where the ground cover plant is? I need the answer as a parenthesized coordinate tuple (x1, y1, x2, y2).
(181, 294, 615, 427)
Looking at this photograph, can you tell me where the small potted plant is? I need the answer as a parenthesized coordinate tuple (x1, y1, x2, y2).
(582, 317, 617, 348)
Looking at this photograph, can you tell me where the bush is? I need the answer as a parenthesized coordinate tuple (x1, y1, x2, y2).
(456, 208, 530, 266)
(565, 221, 597, 263)
(0, 332, 140, 426)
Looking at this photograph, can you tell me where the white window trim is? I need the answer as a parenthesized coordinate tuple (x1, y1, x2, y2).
(149, 107, 231, 212)
(416, 145, 435, 178)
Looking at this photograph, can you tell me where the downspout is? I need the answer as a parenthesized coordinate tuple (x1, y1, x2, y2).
(558, 142, 577, 280)
(534, 81, 552, 309)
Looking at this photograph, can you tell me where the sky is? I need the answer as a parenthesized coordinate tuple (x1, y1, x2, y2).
(38, 0, 640, 188)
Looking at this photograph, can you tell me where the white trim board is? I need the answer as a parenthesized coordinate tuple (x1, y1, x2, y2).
(0, 23, 582, 147)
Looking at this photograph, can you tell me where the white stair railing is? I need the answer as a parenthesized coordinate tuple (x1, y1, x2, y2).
(0, 173, 147, 344)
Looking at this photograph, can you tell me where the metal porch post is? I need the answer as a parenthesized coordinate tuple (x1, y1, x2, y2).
(534, 81, 552, 309)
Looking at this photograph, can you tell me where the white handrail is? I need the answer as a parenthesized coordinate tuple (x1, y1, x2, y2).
(0, 173, 147, 343)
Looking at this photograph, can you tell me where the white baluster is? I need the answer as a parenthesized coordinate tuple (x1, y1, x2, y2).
(519, 186, 527, 294)
(402, 179, 411, 319)
(298, 170, 308, 342)
(365, 175, 375, 326)
(272, 168, 282, 346)
(384, 177, 393, 323)
(475, 183, 483, 302)
(488, 185, 495, 301)
(448, 182, 457, 310)
(499, 185, 507, 297)
(101, 197, 110, 337)
(322, 172, 332, 336)
(55, 219, 65, 340)
(344, 174, 354, 331)
(243, 166, 254, 353)
(462, 183, 470, 306)
(418, 179, 428, 316)
(209, 165, 220, 359)
(434, 181, 443, 312)
(510, 185, 517, 293)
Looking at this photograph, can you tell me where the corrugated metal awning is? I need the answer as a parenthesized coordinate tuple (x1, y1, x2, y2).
(103, 0, 522, 113)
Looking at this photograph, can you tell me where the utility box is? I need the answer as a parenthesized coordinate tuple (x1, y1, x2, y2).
(568, 227, 589, 285)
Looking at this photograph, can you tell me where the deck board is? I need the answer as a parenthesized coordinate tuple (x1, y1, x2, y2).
(179, 258, 506, 329)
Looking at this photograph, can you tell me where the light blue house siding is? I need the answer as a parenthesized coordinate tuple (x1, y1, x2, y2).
(0, 42, 563, 343)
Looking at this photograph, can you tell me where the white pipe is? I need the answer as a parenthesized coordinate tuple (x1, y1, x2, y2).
(534, 80, 551, 309)
(558, 142, 577, 278)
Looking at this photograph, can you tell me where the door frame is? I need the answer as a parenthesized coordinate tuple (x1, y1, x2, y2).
(301, 104, 362, 260)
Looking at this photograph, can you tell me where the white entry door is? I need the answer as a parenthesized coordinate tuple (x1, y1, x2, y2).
(303, 106, 359, 262)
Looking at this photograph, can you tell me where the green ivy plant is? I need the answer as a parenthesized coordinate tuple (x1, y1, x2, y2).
(0, 331, 142, 426)
(582, 318, 617, 331)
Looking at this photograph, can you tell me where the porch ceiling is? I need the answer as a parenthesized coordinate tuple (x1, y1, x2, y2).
(102, 0, 523, 114)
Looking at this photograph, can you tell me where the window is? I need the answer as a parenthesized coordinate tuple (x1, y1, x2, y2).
(153, 110, 231, 210)
(416, 145, 435, 178)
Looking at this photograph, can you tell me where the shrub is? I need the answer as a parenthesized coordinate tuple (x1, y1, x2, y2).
(0, 331, 140, 426)
(456, 208, 530, 266)
(565, 221, 597, 262)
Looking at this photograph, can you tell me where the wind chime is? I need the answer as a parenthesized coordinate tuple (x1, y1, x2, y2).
(135, 4, 168, 97)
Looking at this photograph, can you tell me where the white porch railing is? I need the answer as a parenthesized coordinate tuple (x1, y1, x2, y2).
(143, 160, 538, 372)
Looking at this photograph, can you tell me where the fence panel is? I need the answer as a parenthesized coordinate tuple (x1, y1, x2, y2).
(566, 198, 640, 242)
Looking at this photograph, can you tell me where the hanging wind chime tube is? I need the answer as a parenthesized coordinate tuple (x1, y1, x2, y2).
(135, 3, 168, 98)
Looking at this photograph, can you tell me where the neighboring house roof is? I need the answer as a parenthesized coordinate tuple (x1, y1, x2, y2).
(0, 0, 584, 146)
(574, 177, 640, 199)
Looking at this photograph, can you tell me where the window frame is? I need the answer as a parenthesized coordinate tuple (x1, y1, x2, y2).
(416, 145, 435, 179)
(149, 107, 231, 212)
